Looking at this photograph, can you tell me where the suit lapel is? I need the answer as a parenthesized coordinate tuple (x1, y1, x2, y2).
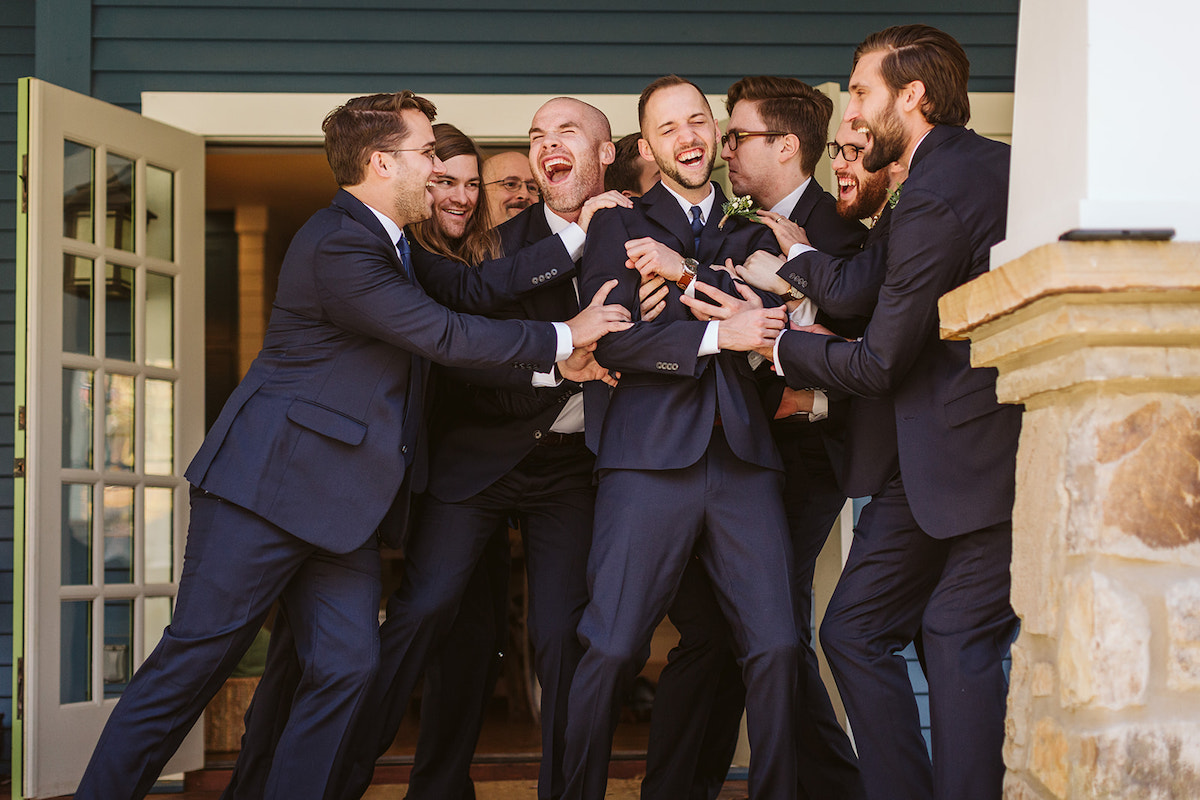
(696, 183, 729, 265)
(788, 180, 821, 227)
(641, 183, 697, 256)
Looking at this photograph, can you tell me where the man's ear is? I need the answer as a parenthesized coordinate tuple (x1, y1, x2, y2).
(637, 136, 655, 163)
(366, 151, 392, 179)
(778, 133, 800, 164)
(599, 140, 616, 167)
(899, 80, 927, 115)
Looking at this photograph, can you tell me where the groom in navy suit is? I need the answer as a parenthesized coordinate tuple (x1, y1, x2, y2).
(74, 91, 630, 800)
(562, 76, 804, 800)
(766, 26, 1022, 800)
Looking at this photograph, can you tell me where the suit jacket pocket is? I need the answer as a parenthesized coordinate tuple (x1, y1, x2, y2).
(944, 383, 1002, 428)
(286, 398, 368, 445)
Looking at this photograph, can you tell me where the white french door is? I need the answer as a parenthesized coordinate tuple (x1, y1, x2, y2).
(15, 77, 205, 798)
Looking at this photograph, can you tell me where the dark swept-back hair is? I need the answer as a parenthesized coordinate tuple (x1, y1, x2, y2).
(605, 133, 647, 195)
(725, 76, 833, 176)
(638, 74, 709, 131)
(321, 91, 437, 186)
(853, 24, 971, 127)
(409, 123, 501, 265)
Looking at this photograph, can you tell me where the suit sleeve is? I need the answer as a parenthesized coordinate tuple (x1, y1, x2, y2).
(778, 240, 888, 320)
(581, 207, 711, 378)
(314, 225, 557, 371)
(776, 189, 969, 398)
(412, 234, 576, 313)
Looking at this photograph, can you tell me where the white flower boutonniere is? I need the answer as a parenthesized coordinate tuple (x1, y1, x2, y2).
(718, 194, 763, 229)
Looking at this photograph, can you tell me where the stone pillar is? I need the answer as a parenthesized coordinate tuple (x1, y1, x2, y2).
(939, 241, 1200, 798)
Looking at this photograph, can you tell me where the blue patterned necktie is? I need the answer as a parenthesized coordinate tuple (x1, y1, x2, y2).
(689, 205, 704, 255)
(396, 232, 412, 278)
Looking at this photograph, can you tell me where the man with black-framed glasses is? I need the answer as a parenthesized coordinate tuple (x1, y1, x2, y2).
(639, 75, 869, 800)
(482, 150, 539, 225)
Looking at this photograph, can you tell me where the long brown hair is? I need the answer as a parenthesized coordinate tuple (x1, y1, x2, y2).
(409, 124, 502, 265)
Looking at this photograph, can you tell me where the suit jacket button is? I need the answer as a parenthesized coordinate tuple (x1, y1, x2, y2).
(799, 278, 808, 288)
(534, 430, 543, 439)
(401, 445, 408, 454)
(551, 268, 558, 276)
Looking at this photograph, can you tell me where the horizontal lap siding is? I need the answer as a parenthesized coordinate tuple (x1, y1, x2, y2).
(88, 1, 1017, 110)
(0, 0, 36, 762)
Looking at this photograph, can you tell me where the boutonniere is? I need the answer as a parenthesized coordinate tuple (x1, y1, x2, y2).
(887, 182, 904, 209)
(718, 194, 763, 229)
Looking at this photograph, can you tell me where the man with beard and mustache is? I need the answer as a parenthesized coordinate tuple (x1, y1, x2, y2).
(639, 75, 869, 800)
(756, 25, 1021, 800)
(74, 91, 634, 800)
(328, 96, 637, 800)
(483, 150, 539, 225)
(562, 75, 803, 800)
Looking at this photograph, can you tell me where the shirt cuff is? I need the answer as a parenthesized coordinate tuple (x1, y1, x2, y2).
(558, 224, 586, 261)
(551, 321, 573, 362)
(807, 390, 828, 422)
(699, 320, 720, 356)
(788, 298, 818, 327)
(773, 329, 787, 378)
(532, 367, 561, 387)
(786, 242, 816, 261)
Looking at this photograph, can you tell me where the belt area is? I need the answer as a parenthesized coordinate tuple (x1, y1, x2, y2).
(534, 431, 586, 447)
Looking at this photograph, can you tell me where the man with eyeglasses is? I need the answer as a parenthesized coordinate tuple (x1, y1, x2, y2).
(638, 75, 869, 800)
(73, 91, 634, 800)
(483, 150, 540, 225)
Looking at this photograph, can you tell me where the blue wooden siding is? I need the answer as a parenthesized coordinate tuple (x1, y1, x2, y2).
(1, 0, 35, 771)
(83, 0, 1016, 111)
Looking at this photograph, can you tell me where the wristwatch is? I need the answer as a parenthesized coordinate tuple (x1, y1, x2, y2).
(786, 284, 805, 300)
(677, 257, 699, 291)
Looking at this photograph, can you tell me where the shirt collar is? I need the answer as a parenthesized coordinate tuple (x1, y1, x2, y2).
(768, 176, 812, 218)
(542, 203, 573, 236)
(662, 182, 716, 223)
(909, 128, 934, 168)
(364, 203, 405, 248)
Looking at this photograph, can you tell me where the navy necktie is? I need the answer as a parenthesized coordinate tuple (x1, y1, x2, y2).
(689, 205, 704, 255)
(396, 232, 412, 278)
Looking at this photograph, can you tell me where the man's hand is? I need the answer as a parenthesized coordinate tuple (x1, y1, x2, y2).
(774, 388, 815, 419)
(565, 278, 632, 347)
(638, 274, 669, 322)
(680, 281, 787, 351)
(559, 343, 619, 387)
(757, 211, 811, 252)
(734, 250, 789, 294)
(624, 237, 684, 281)
(794, 322, 836, 337)
(578, 191, 634, 233)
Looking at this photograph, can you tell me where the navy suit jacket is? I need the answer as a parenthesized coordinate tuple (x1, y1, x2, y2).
(776, 126, 1022, 538)
(185, 189, 558, 552)
(421, 204, 586, 503)
(580, 182, 782, 472)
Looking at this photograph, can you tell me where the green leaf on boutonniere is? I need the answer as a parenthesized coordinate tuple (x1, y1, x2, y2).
(887, 182, 903, 209)
(718, 194, 762, 229)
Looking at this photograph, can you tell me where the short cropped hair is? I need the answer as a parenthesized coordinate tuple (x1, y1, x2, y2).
(725, 76, 833, 176)
(853, 25, 971, 127)
(638, 75, 708, 131)
(322, 91, 437, 186)
(605, 133, 646, 195)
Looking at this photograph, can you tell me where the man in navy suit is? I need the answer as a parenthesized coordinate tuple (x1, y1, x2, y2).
(641, 75, 868, 800)
(73, 90, 630, 800)
(561, 75, 803, 800)
(332, 97, 633, 800)
(762, 26, 1021, 800)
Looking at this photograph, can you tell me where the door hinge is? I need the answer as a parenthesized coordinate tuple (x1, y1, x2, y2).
(16, 657, 23, 720)
(13, 458, 25, 477)
(17, 405, 25, 430)
(20, 153, 28, 214)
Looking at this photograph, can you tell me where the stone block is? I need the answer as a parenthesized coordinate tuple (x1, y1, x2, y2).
(1059, 570, 1149, 710)
(1011, 405, 1066, 635)
(1030, 716, 1069, 798)
(1167, 579, 1200, 692)
(1076, 723, 1200, 799)
(1005, 642, 1032, 769)
(1004, 771, 1049, 800)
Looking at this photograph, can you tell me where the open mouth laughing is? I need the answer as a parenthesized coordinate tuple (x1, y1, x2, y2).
(541, 155, 574, 184)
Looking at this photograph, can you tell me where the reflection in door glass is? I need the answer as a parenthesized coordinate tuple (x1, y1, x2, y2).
(106, 264, 135, 362)
(105, 373, 135, 471)
(62, 368, 94, 469)
(64, 141, 94, 242)
(61, 600, 93, 703)
(103, 600, 133, 697)
(107, 153, 136, 252)
(61, 483, 92, 586)
(103, 485, 134, 584)
(146, 272, 174, 368)
(146, 165, 174, 260)
(144, 596, 173, 661)
(145, 379, 173, 475)
(63, 255, 93, 355)
(144, 487, 173, 584)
